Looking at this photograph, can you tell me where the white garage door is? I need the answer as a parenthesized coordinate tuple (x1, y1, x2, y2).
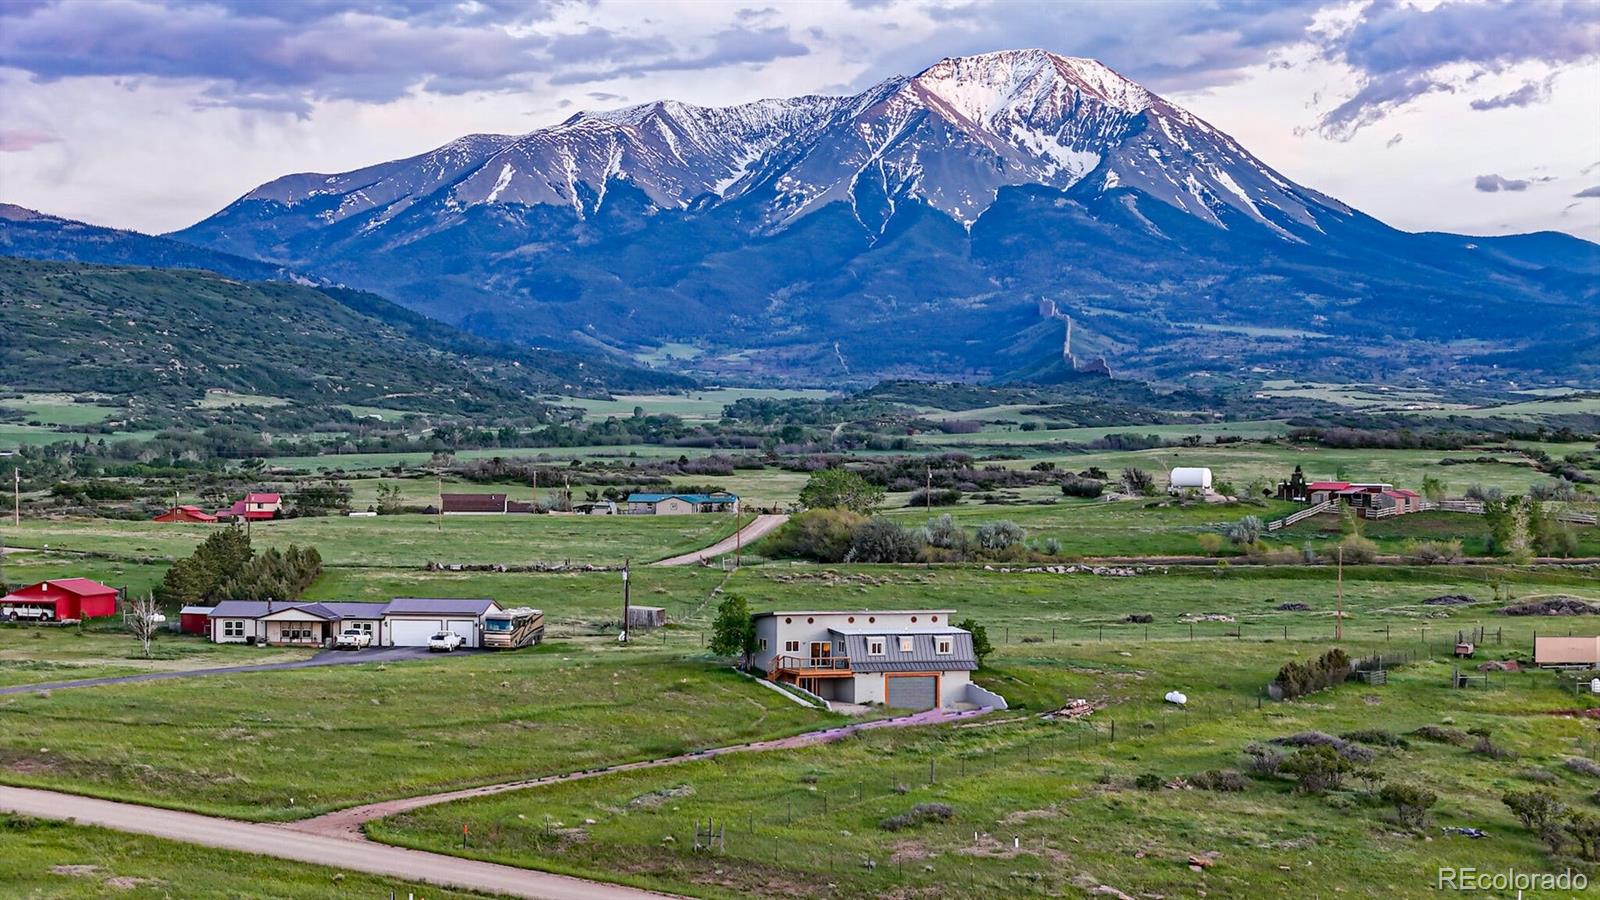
(887, 675, 938, 711)
(446, 619, 478, 648)
(390, 618, 443, 646)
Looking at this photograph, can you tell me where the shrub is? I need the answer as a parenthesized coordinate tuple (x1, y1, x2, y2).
(906, 487, 962, 508)
(1565, 810, 1600, 860)
(1196, 533, 1224, 555)
(1269, 731, 1375, 764)
(974, 520, 1025, 552)
(1060, 476, 1104, 498)
(1465, 484, 1504, 502)
(1410, 725, 1470, 745)
(1380, 783, 1437, 828)
(1273, 649, 1352, 700)
(1281, 745, 1355, 794)
(957, 618, 993, 667)
(1566, 757, 1600, 779)
(1470, 728, 1516, 761)
(1241, 742, 1285, 777)
(1134, 773, 1164, 791)
(918, 514, 972, 553)
(1035, 537, 1062, 556)
(1224, 515, 1263, 546)
(763, 508, 866, 562)
(1406, 539, 1462, 564)
(879, 803, 953, 831)
(1120, 467, 1156, 496)
(1529, 478, 1578, 502)
(846, 518, 921, 563)
(1517, 767, 1559, 785)
(1336, 534, 1379, 563)
(1190, 769, 1249, 792)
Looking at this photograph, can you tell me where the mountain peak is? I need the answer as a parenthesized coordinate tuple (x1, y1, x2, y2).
(913, 50, 1152, 117)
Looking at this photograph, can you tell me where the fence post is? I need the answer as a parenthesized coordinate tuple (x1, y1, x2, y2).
(929, 759, 936, 784)
(1099, 625, 1104, 642)
(1189, 623, 1194, 641)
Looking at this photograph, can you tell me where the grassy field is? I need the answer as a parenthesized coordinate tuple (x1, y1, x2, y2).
(0, 644, 843, 821)
(881, 498, 1306, 557)
(0, 626, 314, 687)
(371, 653, 1600, 898)
(365, 567, 1600, 898)
(0, 815, 483, 898)
(1, 513, 744, 567)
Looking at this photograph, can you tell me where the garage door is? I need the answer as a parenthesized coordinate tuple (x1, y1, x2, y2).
(886, 675, 938, 710)
(390, 618, 443, 647)
(446, 619, 478, 648)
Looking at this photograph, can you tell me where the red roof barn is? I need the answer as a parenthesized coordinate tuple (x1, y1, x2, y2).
(1, 578, 119, 620)
(153, 505, 218, 523)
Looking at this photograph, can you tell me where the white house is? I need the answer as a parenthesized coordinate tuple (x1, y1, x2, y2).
(750, 610, 1002, 711)
(205, 598, 499, 648)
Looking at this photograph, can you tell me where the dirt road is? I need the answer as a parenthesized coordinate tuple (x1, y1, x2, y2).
(651, 513, 788, 566)
(0, 785, 672, 900)
(291, 705, 990, 839)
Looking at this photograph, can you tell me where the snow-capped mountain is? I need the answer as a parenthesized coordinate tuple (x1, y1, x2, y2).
(213, 50, 1336, 239)
(173, 50, 1597, 384)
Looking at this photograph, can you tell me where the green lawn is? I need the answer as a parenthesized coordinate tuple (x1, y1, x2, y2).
(0, 815, 482, 898)
(554, 388, 833, 423)
(0, 646, 842, 821)
(0, 626, 314, 687)
(1, 512, 744, 567)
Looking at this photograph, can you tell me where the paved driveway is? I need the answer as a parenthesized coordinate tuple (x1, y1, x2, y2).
(652, 513, 788, 566)
(0, 645, 477, 696)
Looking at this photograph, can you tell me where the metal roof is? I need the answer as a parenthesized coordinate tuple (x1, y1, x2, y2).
(384, 597, 501, 616)
(753, 609, 957, 619)
(829, 629, 978, 672)
(627, 493, 739, 503)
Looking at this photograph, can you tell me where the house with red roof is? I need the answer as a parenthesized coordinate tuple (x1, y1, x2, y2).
(217, 492, 282, 521)
(1, 578, 118, 621)
(153, 505, 218, 524)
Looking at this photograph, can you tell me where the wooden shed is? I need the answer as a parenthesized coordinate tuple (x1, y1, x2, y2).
(179, 606, 215, 635)
(627, 606, 668, 628)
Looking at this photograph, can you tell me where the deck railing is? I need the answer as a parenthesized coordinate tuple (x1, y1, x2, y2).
(773, 655, 852, 673)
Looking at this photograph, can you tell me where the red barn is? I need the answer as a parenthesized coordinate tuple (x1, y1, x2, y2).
(1, 579, 119, 621)
(153, 505, 218, 523)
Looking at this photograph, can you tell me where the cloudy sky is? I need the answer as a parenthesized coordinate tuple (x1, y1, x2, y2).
(1, 0, 1597, 240)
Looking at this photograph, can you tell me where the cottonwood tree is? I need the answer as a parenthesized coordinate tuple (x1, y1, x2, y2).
(709, 594, 757, 671)
(127, 593, 163, 660)
(797, 468, 884, 514)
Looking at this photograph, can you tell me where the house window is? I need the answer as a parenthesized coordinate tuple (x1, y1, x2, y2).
(784, 641, 800, 653)
(868, 638, 885, 656)
(223, 620, 244, 637)
(936, 637, 953, 655)
(759, 638, 769, 651)
(899, 636, 914, 653)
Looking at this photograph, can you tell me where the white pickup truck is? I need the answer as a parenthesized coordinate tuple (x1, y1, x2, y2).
(334, 628, 373, 650)
(1, 604, 53, 622)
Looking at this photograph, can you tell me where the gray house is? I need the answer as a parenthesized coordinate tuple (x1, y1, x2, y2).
(751, 610, 1000, 711)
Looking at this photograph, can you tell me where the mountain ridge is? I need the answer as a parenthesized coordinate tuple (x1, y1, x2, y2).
(83, 50, 1600, 384)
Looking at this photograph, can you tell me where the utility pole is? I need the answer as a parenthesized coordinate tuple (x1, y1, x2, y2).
(1335, 545, 1344, 642)
(436, 476, 443, 535)
(12, 468, 18, 527)
(926, 466, 933, 512)
(620, 559, 631, 644)
(735, 506, 743, 569)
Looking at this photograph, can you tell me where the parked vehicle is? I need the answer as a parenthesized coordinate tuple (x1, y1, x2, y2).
(335, 628, 373, 650)
(1, 604, 53, 622)
(482, 607, 545, 649)
(428, 631, 464, 652)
